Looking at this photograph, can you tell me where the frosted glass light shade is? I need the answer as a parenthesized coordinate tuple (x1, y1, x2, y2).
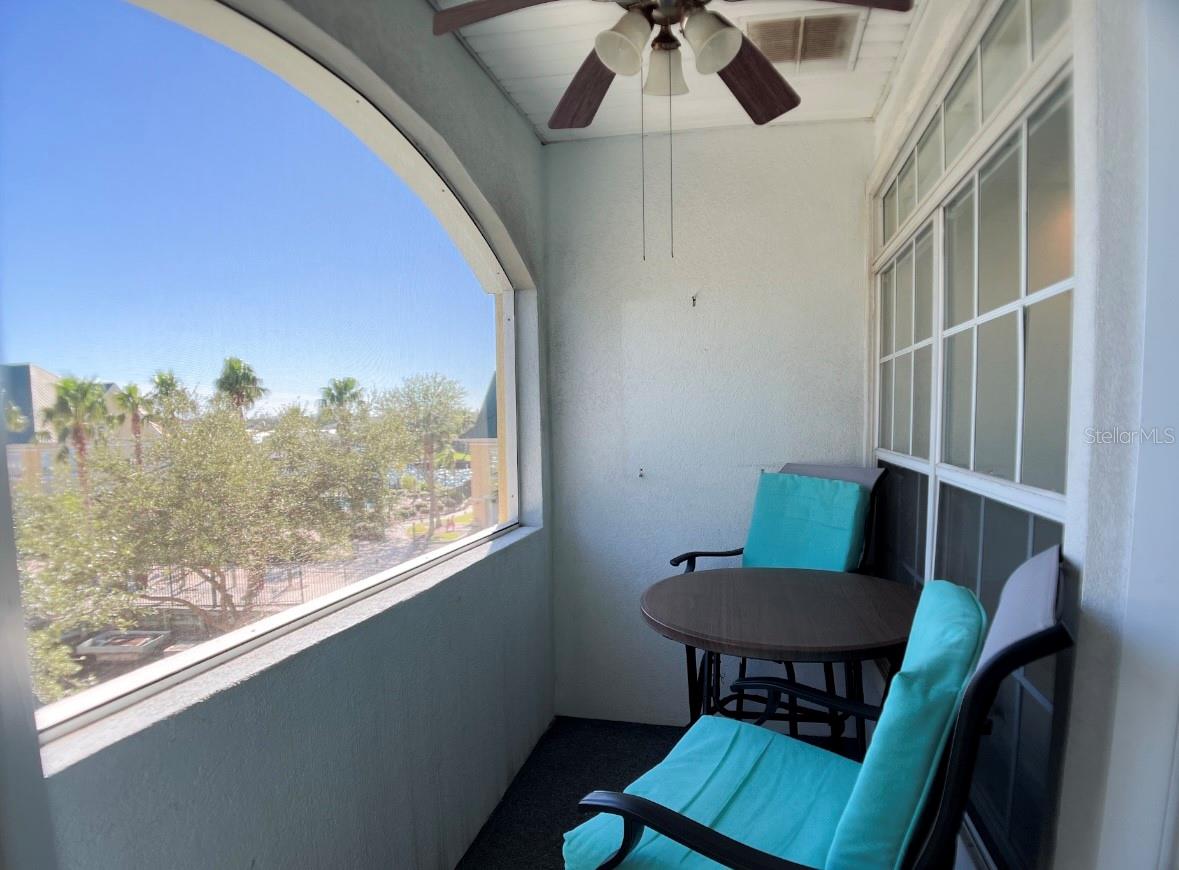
(594, 9, 652, 76)
(643, 48, 688, 96)
(684, 11, 742, 74)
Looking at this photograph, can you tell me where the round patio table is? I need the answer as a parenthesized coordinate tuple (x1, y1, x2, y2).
(641, 567, 919, 753)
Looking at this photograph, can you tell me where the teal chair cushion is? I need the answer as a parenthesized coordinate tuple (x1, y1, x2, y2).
(826, 580, 987, 869)
(563, 716, 861, 869)
(742, 472, 871, 572)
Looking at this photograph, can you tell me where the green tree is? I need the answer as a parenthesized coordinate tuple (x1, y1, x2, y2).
(13, 480, 139, 702)
(40, 377, 117, 491)
(113, 384, 150, 466)
(214, 357, 266, 416)
(385, 374, 472, 541)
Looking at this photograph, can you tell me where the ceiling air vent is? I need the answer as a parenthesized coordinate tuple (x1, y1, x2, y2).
(746, 17, 801, 65)
(747, 13, 859, 69)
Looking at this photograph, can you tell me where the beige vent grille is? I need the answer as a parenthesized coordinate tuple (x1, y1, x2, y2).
(748, 13, 858, 67)
(747, 18, 801, 65)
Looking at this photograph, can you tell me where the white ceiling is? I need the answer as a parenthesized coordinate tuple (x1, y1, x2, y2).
(437, 0, 921, 143)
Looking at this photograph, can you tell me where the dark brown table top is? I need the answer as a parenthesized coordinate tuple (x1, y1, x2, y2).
(641, 567, 920, 662)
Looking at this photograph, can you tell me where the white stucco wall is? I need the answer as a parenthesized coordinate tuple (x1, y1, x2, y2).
(546, 121, 874, 725)
(44, 530, 551, 870)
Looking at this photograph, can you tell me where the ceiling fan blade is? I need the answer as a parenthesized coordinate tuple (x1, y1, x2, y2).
(434, 0, 562, 35)
(549, 51, 616, 129)
(718, 37, 801, 125)
(722, 0, 912, 8)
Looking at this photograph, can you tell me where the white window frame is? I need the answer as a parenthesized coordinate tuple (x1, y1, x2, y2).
(15, 5, 525, 744)
(870, 0, 1073, 584)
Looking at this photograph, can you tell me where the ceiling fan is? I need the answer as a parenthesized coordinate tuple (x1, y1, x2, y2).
(433, 0, 913, 130)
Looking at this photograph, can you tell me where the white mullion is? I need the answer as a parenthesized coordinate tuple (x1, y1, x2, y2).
(881, 336, 935, 365)
(1027, 278, 1075, 303)
(935, 462, 1066, 522)
(1015, 120, 1030, 484)
(968, 173, 980, 472)
(1024, 0, 1034, 66)
(874, 448, 932, 475)
(907, 236, 917, 455)
(926, 206, 946, 583)
(500, 290, 520, 522)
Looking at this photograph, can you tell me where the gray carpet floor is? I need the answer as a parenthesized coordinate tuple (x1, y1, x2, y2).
(456, 717, 683, 869)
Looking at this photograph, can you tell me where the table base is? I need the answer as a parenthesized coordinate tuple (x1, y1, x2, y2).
(684, 646, 898, 760)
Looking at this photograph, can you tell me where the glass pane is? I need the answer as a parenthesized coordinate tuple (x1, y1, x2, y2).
(898, 155, 916, 226)
(1022, 292, 1072, 491)
(881, 265, 895, 356)
(871, 463, 928, 586)
(1032, 0, 1070, 56)
(979, 138, 1022, 313)
(944, 56, 979, 166)
(914, 228, 934, 342)
(894, 352, 912, 455)
(896, 249, 914, 350)
(945, 186, 976, 327)
(981, 0, 1028, 119)
(879, 360, 894, 450)
(913, 345, 932, 459)
(1028, 95, 1074, 292)
(975, 314, 1019, 479)
(943, 330, 975, 468)
(979, 498, 1031, 616)
(974, 678, 1019, 825)
(0, 4, 506, 707)
(884, 180, 898, 243)
(917, 114, 943, 202)
(935, 483, 982, 592)
(1011, 693, 1056, 865)
(1025, 517, 1064, 695)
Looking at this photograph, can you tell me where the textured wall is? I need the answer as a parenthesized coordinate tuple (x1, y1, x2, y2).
(546, 121, 874, 725)
(45, 531, 551, 870)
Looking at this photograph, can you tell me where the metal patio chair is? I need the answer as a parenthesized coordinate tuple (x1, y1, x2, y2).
(669, 463, 886, 740)
(564, 546, 1071, 870)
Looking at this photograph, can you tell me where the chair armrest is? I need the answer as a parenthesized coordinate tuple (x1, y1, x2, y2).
(732, 677, 883, 723)
(669, 548, 744, 573)
(579, 790, 815, 870)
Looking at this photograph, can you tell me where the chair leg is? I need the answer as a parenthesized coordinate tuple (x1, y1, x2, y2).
(684, 645, 703, 725)
(783, 661, 799, 737)
(736, 658, 748, 717)
(823, 662, 841, 748)
(846, 660, 867, 758)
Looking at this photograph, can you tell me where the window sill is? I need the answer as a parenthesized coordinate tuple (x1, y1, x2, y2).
(39, 524, 538, 776)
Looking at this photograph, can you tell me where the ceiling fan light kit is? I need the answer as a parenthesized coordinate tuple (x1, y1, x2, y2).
(682, 10, 742, 75)
(434, 0, 913, 129)
(643, 32, 689, 96)
(594, 8, 654, 76)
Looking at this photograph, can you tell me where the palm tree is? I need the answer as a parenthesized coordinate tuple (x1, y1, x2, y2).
(113, 384, 150, 466)
(320, 377, 362, 413)
(319, 377, 362, 428)
(388, 374, 472, 541)
(214, 357, 266, 416)
(41, 377, 117, 490)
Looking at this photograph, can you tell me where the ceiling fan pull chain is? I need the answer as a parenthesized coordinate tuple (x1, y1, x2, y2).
(640, 60, 646, 262)
(668, 51, 675, 260)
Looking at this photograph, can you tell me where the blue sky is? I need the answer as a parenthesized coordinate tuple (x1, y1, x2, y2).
(0, 0, 496, 412)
